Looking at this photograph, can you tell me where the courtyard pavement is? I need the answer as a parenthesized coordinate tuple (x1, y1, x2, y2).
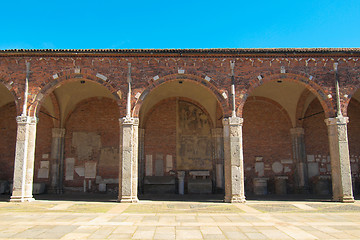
(0, 194, 360, 239)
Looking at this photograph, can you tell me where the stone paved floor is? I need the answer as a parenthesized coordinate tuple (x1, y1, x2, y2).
(0, 198, 360, 239)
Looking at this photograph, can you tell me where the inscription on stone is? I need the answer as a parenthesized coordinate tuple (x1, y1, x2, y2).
(155, 154, 164, 176)
(177, 101, 212, 170)
(145, 155, 153, 176)
(85, 162, 97, 179)
(65, 158, 75, 180)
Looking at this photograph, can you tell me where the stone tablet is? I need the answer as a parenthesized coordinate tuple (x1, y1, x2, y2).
(307, 155, 315, 162)
(40, 161, 49, 169)
(166, 155, 173, 172)
(255, 162, 264, 177)
(65, 158, 75, 180)
(85, 162, 97, 179)
(37, 168, 49, 179)
(155, 154, 164, 176)
(145, 155, 153, 176)
(272, 161, 283, 174)
(308, 162, 319, 178)
(75, 167, 85, 177)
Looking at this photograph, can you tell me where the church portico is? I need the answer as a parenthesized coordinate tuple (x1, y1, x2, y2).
(0, 48, 358, 203)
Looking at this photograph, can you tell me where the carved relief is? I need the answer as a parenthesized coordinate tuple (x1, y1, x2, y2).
(177, 101, 212, 170)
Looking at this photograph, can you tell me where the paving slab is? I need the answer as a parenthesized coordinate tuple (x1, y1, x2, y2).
(0, 199, 359, 239)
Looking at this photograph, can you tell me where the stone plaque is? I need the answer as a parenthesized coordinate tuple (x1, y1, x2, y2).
(145, 155, 153, 176)
(308, 162, 319, 178)
(166, 155, 173, 172)
(65, 158, 75, 180)
(38, 168, 49, 179)
(272, 161, 283, 174)
(307, 155, 315, 162)
(255, 162, 264, 177)
(75, 167, 85, 177)
(40, 161, 49, 169)
(85, 162, 97, 179)
(155, 154, 164, 176)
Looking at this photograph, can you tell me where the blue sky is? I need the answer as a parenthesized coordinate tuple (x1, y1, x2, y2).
(1, 0, 359, 49)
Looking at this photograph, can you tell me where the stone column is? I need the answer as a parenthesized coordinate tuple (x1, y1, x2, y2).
(290, 127, 309, 193)
(223, 117, 246, 203)
(50, 128, 65, 194)
(118, 117, 139, 203)
(325, 116, 354, 202)
(10, 116, 38, 202)
(212, 128, 224, 190)
(138, 128, 145, 195)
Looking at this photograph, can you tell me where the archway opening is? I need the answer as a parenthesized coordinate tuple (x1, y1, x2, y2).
(243, 80, 330, 199)
(0, 83, 16, 196)
(138, 79, 224, 200)
(346, 90, 360, 198)
(34, 79, 121, 199)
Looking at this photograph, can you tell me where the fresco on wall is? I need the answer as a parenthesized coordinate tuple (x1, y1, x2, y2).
(177, 101, 212, 170)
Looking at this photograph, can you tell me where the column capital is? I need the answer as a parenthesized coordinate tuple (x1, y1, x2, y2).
(119, 117, 139, 126)
(222, 117, 244, 126)
(16, 116, 38, 124)
(52, 128, 65, 138)
(325, 116, 349, 126)
(290, 127, 305, 135)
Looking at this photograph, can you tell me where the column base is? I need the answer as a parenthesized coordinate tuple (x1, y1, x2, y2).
(333, 195, 355, 203)
(224, 195, 246, 203)
(118, 196, 139, 203)
(10, 196, 35, 202)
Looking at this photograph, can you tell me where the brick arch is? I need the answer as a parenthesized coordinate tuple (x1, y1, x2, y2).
(142, 96, 214, 129)
(295, 88, 313, 127)
(29, 69, 123, 117)
(343, 82, 360, 117)
(243, 96, 292, 126)
(133, 73, 230, 118)
(237, 72, 333, 118)
(0, 77, 20, 115)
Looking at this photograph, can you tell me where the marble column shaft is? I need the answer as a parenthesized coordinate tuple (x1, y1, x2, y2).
(11, 116, 38, 202)
(325, 116, 354, 202)
(138, 128, 145, 195)
(223, 117, 246, 203)
(212, 128, 224, 189)
(290, 127, 309, 192)
(50, 128, 65, 194)
(118, 117, 139, 203)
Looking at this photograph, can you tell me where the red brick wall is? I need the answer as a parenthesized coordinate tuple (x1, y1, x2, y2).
(303, 99, 329, 156)
(64, 97, 120, 190)
(144, 98, 177, 175)
(0, 102, 17, 181)
(34, 107, 54, 184)
(243, 98, 293, 193)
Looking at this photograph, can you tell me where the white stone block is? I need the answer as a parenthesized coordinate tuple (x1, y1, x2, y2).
(99, 183, 106, 192)
(96, 73, 107, 81)
(145, 155, 153, 176)
(307, 155, 315, 162)
(65, 158, 75, 180)
(255, 162, 264, 177)
(272, 161, 283, 173)
(75, 167, 85, 177)
(85, 162, 97, 179)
